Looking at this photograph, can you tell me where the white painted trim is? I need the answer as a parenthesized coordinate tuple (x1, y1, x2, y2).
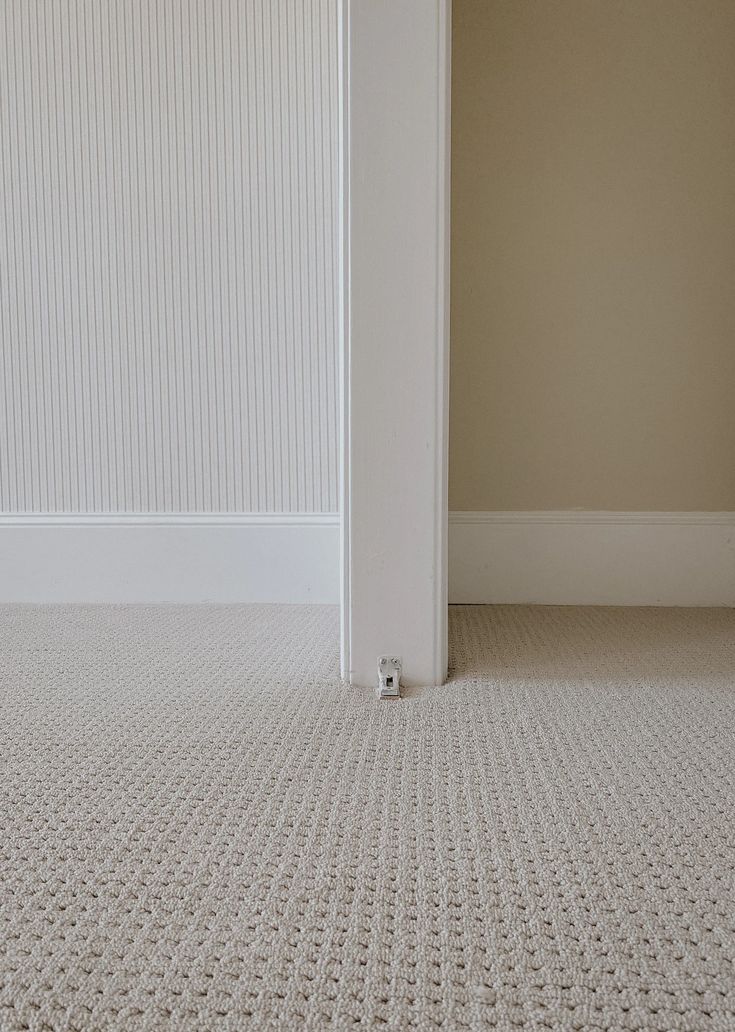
(342, 0, 450, 688)
(0, 514, 339, 603)
(338, 0, 351, 681)
(451, 511, 735, 526)
(449, 512, 735, 606)
(434, 0, 452, 684)
(0, 513, 339, 528)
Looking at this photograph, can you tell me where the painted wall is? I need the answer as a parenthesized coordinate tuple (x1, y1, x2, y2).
(450, 0, 735, 512)
(0, 0, 339, 514)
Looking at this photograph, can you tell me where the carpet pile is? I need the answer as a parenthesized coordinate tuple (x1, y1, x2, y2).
(1, 604, 733, 1030)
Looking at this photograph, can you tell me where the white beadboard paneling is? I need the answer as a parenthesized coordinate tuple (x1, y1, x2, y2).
(0, 513, 339, 602)
(449, 512, 735, 606)
(0, 0, 339, 513)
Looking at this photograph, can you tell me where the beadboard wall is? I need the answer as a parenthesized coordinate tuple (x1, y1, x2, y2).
(0, 0, 339, 516)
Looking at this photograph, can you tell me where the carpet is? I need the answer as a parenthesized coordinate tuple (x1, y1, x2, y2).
(1, 604, 733, 1031)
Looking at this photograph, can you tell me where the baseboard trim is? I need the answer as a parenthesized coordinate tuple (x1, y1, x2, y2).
(0, 513, 340, 603)
(5, 510, 733, 607)
(449, 511, 735, 606)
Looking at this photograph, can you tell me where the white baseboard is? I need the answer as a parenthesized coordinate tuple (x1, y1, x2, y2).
(4, 510, 733, 607)
(0, 514, 340, 603)
(449, 512, 735, 606)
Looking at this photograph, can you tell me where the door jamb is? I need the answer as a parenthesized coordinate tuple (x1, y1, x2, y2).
(339, 0, 450, 689)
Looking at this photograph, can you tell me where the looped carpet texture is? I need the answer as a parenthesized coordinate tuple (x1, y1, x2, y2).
(1, 603, 733, 1030)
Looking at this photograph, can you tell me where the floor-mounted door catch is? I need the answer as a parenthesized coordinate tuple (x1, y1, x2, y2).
(377, 656, 402, 699)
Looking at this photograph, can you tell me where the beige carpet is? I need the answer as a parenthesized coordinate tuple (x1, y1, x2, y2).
(1, 604, 733, 1031)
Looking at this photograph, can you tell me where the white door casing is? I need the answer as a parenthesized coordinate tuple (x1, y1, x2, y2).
(340, 0, 450, 688)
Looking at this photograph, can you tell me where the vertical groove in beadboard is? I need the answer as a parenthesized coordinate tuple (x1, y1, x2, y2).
(0, 0, 339, 513)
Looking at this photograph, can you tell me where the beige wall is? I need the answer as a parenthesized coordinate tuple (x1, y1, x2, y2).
(450, 0, 735, 511)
